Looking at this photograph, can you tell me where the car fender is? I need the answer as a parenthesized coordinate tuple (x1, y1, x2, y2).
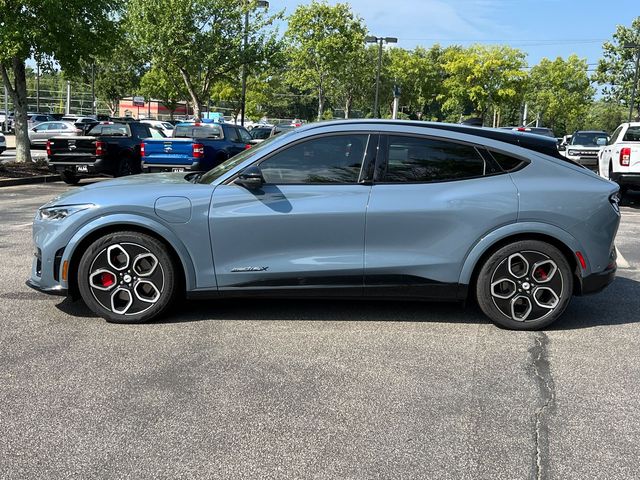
(62, 213, 197, 290)
(459, 221, 587, 285)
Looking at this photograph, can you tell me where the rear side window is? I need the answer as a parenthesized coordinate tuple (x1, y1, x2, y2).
(489, 151, 527, 172)
(174, 125, 223, 139)
(382, 135, 487, 183)
(609, 126, 622, 145)
(623, 126, 640, 142)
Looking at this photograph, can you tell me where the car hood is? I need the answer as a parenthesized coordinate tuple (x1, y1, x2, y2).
(43, 173, 193, 207)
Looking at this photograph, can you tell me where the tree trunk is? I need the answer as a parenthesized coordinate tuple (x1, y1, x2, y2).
(179, 67, 201, 120)
(344, 95, 352, 119)
(1, 58, 32, 163)
(317, 87, 324, 122)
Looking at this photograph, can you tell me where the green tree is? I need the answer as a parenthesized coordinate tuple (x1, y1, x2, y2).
(440, 45, 528, 124)
(595, 17, 640, 120)
(92, 42, 145, 116)
(128, 0, 281, 120)
(285, 1, 367, 121)
(140, 66, 186, 119)
(526, 55, 594, 136)
(0, 0, 121, 162)
(584, 100, 628, 133)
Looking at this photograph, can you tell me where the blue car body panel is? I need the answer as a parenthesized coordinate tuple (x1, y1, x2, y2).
(28, 120, 620, 304)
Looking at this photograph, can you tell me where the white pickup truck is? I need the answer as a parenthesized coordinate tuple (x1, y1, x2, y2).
(598, 122, 640, 194)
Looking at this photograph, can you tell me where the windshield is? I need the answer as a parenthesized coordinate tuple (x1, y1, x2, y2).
(571, 132, 608, 146)
(199, 132, 291, 184)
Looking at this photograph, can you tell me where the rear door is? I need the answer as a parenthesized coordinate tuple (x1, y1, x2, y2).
(210, 133, 376, 293)
(364, 134, 518, 298)
(222, 125, 247, 157)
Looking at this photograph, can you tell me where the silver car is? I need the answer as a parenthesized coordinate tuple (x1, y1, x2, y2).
(28, 121, 83, 147)
(27, 120, 620, 330)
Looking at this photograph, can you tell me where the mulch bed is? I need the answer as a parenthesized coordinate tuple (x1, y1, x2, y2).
(0, 161, 52, 179)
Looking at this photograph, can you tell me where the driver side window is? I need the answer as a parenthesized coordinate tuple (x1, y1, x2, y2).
(259, 134, 368, 184)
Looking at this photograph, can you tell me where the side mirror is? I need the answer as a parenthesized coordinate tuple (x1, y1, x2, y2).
(558, 144, 566, 151)
(235, 165, 264, 190)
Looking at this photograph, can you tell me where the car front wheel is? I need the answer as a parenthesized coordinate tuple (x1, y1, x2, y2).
(77, 231, 177, 323)
(476, 240, 573, 330)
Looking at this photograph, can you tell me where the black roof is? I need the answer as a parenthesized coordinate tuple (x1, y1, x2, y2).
(304, 120, 569, 161)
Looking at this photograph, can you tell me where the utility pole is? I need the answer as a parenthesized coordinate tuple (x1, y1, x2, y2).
(365, 36, 398, 118)
(624, 43, 640, 122)
(36, 62, 40, 112)
(65, 81, 71, 115)
(91, 63, 96, 116)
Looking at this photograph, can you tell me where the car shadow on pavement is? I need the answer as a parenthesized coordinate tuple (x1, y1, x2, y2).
(53, 276, 640, 329)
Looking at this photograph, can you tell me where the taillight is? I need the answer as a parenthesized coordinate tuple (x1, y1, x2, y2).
(620, 147, 631, 167)
(192, 143, 204, 158)
(96, 141, 106, 156)
(46, 140, 51, 156)
(244, 143, 252, 150)
(140, 143, 146, 157)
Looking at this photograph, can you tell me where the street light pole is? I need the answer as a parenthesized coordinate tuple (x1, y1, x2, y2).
(240, 0, 269, 127)
(36, 61, 40, 112)
(365, 36, 398, 118)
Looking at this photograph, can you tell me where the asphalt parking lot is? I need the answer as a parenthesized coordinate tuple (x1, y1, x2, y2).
(1, 181, 639, 480)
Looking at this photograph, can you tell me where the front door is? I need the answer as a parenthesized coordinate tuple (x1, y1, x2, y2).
(210, 133, 375, 295)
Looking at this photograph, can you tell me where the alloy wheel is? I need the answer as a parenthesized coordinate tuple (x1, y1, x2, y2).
(88, 242, 164, 316)
(489, 250, 563, 323)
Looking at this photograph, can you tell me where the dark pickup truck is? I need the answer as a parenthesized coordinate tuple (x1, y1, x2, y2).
(141, 121, 253, 173)
(47, 121, 165, 184)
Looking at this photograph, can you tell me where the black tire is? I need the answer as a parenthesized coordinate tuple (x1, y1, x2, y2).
(116, 155, 134, 177)
(61, 170, 80, 185)
(77, 231, 177, 323)
(476, 240, 573, 330)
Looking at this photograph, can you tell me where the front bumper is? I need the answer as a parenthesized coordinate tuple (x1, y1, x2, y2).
(25, 279, 67, 296)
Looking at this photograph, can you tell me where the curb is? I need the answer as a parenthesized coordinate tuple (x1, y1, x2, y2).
(0, 175, 61, 187)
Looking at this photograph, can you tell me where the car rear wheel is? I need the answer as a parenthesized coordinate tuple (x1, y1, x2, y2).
(61, 170, 80, 185)
(476, 240, 573, 330)
(77, 232, 177, 323)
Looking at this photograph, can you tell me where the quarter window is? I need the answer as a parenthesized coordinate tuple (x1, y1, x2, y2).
(382, 135, 487, 183)
(260, 134, 368, 184)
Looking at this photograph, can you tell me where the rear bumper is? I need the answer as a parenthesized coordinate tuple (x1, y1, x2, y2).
(577, 266, 616, 296)
(610, 172, 640, 188)
(142, 161, 201, 173)
(49, 157, 111, 176)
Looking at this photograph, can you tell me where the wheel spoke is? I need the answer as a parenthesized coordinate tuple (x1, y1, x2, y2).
(107, 244, 130, 271)
(508, 253, 529, 279)
(510, 295, 533, 321)
(134, 280, 161, 303)
(531, 260, 558, 284)
(110, 288, 133, 314)
(491, 278, 517, 299)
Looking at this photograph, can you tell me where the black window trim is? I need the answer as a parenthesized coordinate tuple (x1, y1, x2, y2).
(373, 132, 509, 185)
(224, 131, 379, 187)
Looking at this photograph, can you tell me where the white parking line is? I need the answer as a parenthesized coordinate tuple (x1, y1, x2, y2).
(616, 247, 631, 269)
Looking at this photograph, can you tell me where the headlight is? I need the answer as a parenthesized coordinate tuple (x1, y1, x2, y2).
(567, 150, 576, 156)
(38, 203, 94, 221)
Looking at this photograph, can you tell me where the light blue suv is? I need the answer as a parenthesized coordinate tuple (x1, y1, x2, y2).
(27, 120, 620, 330)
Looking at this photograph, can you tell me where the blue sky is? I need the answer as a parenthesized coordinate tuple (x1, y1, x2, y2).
(274, 0, 638, 67)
